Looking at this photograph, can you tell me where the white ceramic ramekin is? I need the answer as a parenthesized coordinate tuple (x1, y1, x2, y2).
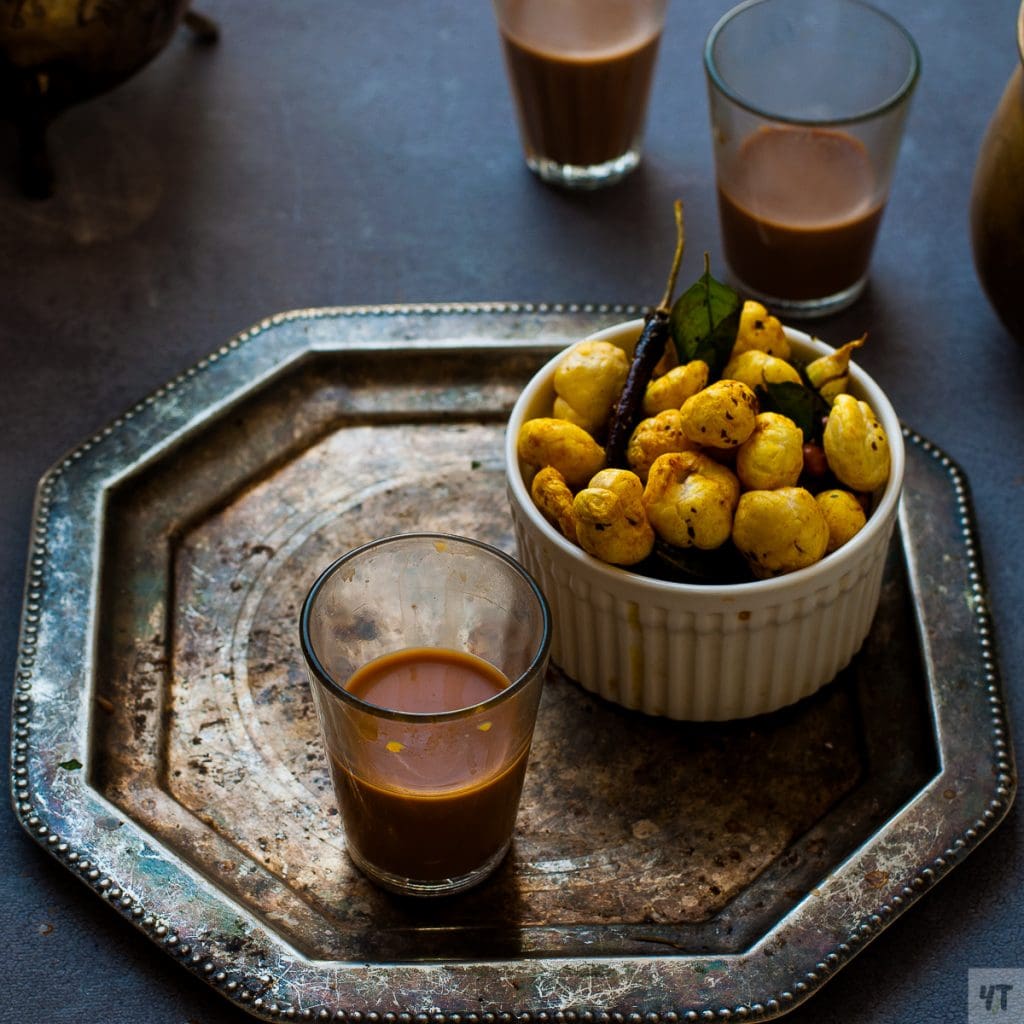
(505, 319, 905, 721)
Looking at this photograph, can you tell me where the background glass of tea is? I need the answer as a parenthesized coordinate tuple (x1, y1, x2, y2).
(299, 533, 551, 897)
(705, 0, 920, 317)
(492, 0, 668, 189)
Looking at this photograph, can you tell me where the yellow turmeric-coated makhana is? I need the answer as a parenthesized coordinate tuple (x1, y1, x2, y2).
(573, 469, 655, 566)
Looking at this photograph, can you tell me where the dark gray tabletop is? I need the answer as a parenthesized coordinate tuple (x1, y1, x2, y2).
(2, 1, 1022, 1022)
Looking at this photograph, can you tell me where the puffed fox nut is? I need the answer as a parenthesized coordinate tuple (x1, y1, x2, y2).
(721, 348, 801, 392)
(822, 393, 891, 492)
(805, 335, 866, 402)
(643, 450, 740, 550)
(815, 488, 868, 553)
(530, 466, 578, 542)
(731, 300, 792, 360)
(732, 487, 829, 578)
(642, 360, 709, 415)
(736, 412, 804, 491)
(679, 378, 759, 449)
(517, 417, 606, 489)
(626, 409, 695, 481)
(573, 469, 654, 566)
(552, 340, 630, 434)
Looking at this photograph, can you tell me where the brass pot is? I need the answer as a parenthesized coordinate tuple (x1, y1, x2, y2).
(969, 1, 1024, 342)
(0, 1, 217, 196)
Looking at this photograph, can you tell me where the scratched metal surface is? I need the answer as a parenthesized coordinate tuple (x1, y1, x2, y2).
(9, 304, 1016, 1022)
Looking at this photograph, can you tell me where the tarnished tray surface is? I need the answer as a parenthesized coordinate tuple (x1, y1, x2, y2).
(10, 303, 1015, 1021)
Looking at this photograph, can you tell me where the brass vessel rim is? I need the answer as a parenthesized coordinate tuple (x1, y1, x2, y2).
(1018, 0, 1023, 65)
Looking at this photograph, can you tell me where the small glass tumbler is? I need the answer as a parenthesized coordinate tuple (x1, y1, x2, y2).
(705, 0, 920, 317)
(299, 533, 551, 897)
(492, 0, 667, 189)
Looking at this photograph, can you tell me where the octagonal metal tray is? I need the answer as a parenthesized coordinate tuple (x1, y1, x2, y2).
(9, 303, 1016, 1022)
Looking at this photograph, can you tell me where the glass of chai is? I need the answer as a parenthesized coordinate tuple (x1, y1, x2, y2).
(704, 0, 920, 317)
(299, 533, 551, 897)
(492, 0, 667, 189)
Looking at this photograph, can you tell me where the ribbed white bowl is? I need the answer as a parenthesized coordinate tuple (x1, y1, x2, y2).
(505, 320, 905, 721)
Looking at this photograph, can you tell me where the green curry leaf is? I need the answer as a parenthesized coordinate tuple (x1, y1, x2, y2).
(669, 255, 741, 380)
(756, 379, 830, 444)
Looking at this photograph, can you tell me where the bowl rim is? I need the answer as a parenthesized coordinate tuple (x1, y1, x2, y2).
(505, 318, 906, 599)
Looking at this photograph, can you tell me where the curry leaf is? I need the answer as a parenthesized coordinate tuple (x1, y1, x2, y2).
(757, 379, 830, 444)
(669, 255, 741, 380)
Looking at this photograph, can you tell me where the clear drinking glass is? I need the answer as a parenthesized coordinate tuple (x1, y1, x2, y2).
(705, 0, 920, 317)
(492, 0, 668, 189)
(299, 533, 551, 897)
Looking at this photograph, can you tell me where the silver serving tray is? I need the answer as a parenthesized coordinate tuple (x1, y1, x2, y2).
(9, 303, 1016, 1022)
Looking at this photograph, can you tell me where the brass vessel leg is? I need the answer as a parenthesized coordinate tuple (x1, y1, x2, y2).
(183, 9, 221, 45)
